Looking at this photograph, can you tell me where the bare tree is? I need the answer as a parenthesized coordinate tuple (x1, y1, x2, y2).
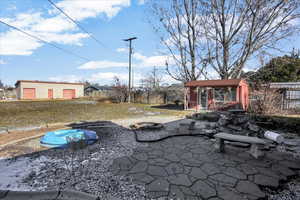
(200, 0, 300, 79)
(149, 0, 209, 82)
(140, 66, 163, 90)
(111, 76, 128, 103)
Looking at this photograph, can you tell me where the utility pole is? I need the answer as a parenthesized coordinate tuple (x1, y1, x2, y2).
(123, 37, 137, 103)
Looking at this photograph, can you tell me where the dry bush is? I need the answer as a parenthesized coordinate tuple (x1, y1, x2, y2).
(109, 76, 128, 103)
(249, 86, 283, 115)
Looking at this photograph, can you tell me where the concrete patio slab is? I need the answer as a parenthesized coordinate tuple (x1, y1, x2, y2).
(110, 136, 300, 199)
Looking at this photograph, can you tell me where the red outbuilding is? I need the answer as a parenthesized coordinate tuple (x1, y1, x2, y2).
(184, 79, 249, 111)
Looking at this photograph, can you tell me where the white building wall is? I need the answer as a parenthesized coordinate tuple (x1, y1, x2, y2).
(17, 82, 84, 99)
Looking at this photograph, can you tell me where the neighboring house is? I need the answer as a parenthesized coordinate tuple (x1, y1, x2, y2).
(269, 82, 300, 109)
(84, 85, 112, 97)
(15, 80, 84, 100)
(184, 79, 249, 111)
(1, 87, 17, 100)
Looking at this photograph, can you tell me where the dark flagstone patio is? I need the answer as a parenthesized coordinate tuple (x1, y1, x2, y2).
(110, 136, 300, 200)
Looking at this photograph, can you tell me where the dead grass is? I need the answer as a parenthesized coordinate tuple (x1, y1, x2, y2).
(0, 99, 191, 128)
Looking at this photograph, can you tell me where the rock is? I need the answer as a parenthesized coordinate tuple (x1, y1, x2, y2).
(166, 163, 184, 175)
(209, 174, 237, 187)
(201, 163, 221, 175)
(168, 174, 192, 186)
(236, 181, 265, 198)
(81, 160, 89, 166)
(247, 123, 261, 132)
(146, 178, 169, 192)
(147, 165, 168, 177)
(203, 113, 220, 122)
(254, 174, 279, 187)
(91, 152, 100, 158)
(189, 167, 208, 180)
(232, 115, 249, 125)
(207, 122, 218, 129)
(169, 185, 185, 199)
(131, 173, 154, 184)
(218, 118, 229, 126)
(130, 161, 148, 173)
(283, 139, 299, 147)
(227, 125, 243, 131)
(203, 129, 217, 135)
(223, 167, 247, 180)
(217, 186, 245, 200)
(191, 180, 216, 198)
(128, 107, 137, 112)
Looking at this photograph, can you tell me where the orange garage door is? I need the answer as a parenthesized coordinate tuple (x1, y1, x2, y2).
(63, 89, 75, 99)
(23, 88, 36, 99)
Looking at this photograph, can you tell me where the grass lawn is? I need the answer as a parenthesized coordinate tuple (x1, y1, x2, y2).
(0, 99, 191, 128)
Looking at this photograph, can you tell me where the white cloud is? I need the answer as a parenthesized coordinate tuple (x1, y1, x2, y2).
(89, 72, 143, 85)
(48, 74, 83, 82)
(56, 0, 130, 21)
(78, 60, 128, 69)
(0, 0, 130, 56)
(78, 52, 175, 70)
(89, 72, 128, 82)
(7, 4, 17, 11)
(48, 72, 141, 85)
(133, 52, 175, 67)
(32, 15, 76, 33)
(137, 0, 146, 5)
(116, 48, 127, 53)
(133, 52, 147, 60)
(0, 31, 43, 55)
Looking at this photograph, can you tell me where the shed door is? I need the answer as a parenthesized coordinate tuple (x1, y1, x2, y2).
(23, 88, 36, 99)
(63, 89, 75, 99)
(198, 88, 208, 109)
(48, 89, 53, 99)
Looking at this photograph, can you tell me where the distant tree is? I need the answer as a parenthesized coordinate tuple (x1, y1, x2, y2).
(111, 76, 128, 103)
(140, 67, 163, 90)
(0, 80, 3, 88)
(244, 53, 300, 83)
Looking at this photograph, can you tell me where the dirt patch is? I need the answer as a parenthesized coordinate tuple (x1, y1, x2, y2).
(0, 125, 65, 146)
(0, 137, 49, 158)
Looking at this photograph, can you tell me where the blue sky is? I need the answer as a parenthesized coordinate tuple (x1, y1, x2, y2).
(0, 0, 173, 86)
(0, 0, 299, 86)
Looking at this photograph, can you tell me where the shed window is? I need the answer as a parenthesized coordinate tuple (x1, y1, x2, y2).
(214, 87, 236, 102)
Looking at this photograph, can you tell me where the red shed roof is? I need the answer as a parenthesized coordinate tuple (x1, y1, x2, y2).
(185, 79, 244, 87)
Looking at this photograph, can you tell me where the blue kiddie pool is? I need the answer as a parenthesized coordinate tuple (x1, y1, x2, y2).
(40, 129, 98, 148)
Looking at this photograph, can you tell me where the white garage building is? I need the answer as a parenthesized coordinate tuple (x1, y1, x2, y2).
(15, 80, 84, 100)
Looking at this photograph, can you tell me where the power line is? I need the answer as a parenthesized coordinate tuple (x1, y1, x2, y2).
(0, 20, 91, 62)
(47, 0, 106, 48)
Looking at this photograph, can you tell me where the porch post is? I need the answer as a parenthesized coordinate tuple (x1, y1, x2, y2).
(184, 87, 187, 110)
(196, 87, 199, 111)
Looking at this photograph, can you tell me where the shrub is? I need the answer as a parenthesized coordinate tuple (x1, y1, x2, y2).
(249, 86, 283, 115)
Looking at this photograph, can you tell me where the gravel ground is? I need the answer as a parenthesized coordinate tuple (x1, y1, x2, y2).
(22, 116, 182, 200)
(1, 115, 299, 199)
(266, 174, 300, 200)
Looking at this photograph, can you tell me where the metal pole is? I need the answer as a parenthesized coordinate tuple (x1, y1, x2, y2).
(123, 37, 137, 103)
(128, 39, 132, 103)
